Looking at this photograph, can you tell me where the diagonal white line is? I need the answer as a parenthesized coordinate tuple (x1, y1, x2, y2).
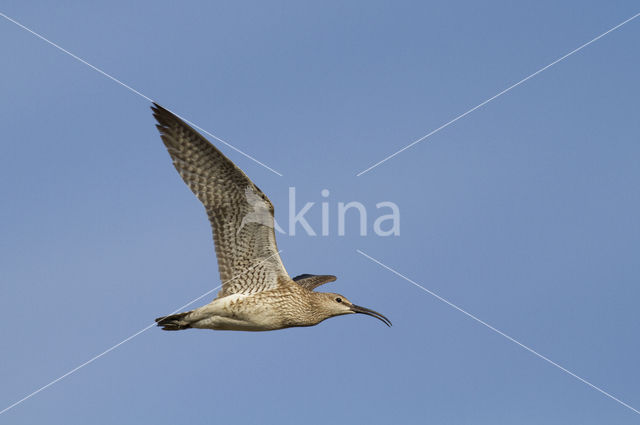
(356, 249, 640, 416)
(0, 322, 158, 417)
(0, 251, 283, 416)
(356, 11, 640, 176)
(0, 11, 283, 177)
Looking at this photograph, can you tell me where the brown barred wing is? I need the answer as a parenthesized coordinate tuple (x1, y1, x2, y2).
(152, 103, 290, 297)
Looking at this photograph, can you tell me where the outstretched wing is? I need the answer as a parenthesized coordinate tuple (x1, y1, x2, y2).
(152, 103, 290, 297)
(292, 274, 337, 291)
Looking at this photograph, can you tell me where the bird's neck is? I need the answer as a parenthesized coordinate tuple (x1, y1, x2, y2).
(281, 291, 328, 328)
(303, 292, 332, 325)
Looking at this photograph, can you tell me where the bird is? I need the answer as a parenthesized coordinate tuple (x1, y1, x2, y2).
(151, 103, 391, 331)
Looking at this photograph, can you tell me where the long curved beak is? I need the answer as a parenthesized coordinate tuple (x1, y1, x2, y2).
(351, 304, 392, 327)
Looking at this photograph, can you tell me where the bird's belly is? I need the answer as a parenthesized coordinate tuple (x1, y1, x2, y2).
(190, 293, 291, 331)
(194, 315, 281, 331)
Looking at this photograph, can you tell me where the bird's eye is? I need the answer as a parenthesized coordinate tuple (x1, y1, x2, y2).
(336, 297, 342, 303)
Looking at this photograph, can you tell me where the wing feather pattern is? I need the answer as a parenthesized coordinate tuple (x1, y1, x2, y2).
(152, 103, 289, 297)
(292, 274, 337, 291)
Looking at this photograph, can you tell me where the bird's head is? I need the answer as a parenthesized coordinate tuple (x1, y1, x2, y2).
(311, 292, 391, 327)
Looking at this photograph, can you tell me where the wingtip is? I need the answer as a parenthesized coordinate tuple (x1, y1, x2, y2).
(151, 103, 176, 131)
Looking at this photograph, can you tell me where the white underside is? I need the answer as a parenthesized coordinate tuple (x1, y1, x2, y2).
(188, 294, 283, 331)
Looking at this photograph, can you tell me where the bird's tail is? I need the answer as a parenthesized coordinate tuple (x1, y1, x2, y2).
(155, 311, 193, 331)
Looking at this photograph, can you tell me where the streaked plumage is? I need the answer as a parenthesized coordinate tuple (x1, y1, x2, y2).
(151, 103, 390, 331)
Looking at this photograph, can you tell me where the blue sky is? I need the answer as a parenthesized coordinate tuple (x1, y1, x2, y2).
(1, 1, 639, 424)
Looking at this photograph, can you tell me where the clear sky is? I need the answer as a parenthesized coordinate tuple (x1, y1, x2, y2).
(1, 1, 639, 424)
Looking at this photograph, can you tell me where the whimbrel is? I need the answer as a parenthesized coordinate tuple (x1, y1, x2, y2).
(151, 103, 391, 331)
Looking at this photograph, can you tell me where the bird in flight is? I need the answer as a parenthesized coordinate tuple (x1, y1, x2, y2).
(151, 103, 391, 331)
